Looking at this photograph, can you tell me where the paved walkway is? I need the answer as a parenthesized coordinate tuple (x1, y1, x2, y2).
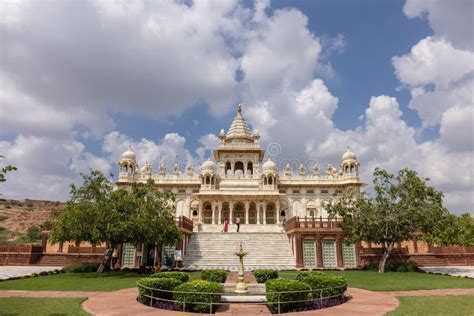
(1, 287, 473, 315)
(420, 266, 474, 278)
(0, 266, 63, 280)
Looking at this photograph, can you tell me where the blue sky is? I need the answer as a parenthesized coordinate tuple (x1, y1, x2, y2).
(0, 0, 472, 214)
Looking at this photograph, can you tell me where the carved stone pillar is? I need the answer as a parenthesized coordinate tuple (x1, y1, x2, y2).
(245, 201, 249, 224)
(257, 202, 261, 225)
(263, 202, 267, 225)
(276, 200, 281, 225)
(295, 233, 304, 268)
(218, 202, 222, 224)
(229, 201, 234, 224)
(211, 202, 216, 224)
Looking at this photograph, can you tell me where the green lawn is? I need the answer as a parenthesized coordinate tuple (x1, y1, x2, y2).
(278, 270, 474, 291)
(0, 271, 203, 292)
(0, 297, 89, 316)
(388, 295, 474, 315)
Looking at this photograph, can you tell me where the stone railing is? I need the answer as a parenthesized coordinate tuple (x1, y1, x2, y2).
(284, 216, 342, 231)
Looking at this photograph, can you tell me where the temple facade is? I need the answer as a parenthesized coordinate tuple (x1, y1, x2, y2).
(116, 105, 365, 228)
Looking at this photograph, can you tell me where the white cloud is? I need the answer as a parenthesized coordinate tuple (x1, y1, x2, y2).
(196, 134, 220, 159)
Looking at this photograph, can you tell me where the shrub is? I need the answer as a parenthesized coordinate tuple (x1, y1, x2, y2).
(296, 274, 347, 298)
(150, 271, 190, 283)
(253, 269, 278, 283)
(201, 269, 229, 283)
(137, 277, 183, 302)
(63, 262, 100, 273)
(265, 279, 312, 313)
(174, 280, 221, 314)
(27, 225, 42, 241)
(295, 271, 325, 280)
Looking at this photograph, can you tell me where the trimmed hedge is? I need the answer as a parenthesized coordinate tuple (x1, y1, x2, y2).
(173, 280, 222, 314)
(201, 269, 228, 283)
(253, 269, 278, 283)
(63, 262, 100, 273)
(295, 271, 325, 280)
(137, 277, 183, 302)
(296, 273, 347, 298)
(150, 271, 190, 283)
(265, 279, 312, 313)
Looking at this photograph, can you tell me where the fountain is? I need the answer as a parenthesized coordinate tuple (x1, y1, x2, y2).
(234, 242, 249, 294)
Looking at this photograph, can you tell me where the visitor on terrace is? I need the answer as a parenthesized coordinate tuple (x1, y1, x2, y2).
(223, 217, 229, 233)
(236, 215, 241, 232)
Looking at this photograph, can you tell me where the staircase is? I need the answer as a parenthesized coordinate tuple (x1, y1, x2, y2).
(182, 230, 296, 271)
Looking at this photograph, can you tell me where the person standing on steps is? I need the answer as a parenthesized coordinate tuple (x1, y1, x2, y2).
(223, 217, 229, 233)
(236, 215, 241, 232)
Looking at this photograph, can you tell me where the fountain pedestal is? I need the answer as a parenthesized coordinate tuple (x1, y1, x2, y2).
(234, 242, 249, 294)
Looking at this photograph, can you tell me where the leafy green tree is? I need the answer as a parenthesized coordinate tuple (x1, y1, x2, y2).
(50, 170, 181, 273)
(132, 179, 182, 270)
(0, 155, 16, 194)
(432, 213, 474, 247)
(325, 167, 448, 273)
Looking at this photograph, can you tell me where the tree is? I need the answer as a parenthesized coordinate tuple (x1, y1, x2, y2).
(325, 167, 448, 273)
(50, 170, 181, 273)
(0, 155, 16, 194)
(132, 179, 182, 270)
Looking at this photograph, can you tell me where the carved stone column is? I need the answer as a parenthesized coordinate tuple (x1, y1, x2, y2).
(295, 233, 304, 268)
(276, 200, 281, 225)
(229, 201, 234, 224)
(257, 202, 261, 225)
(211, 202, 216, 224)
(245, 201, 249, 224)
(263, 202, 267, 225)
(218, 202, 222, 224)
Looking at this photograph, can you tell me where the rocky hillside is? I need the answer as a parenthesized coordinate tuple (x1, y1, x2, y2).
(0, 199, 65, 244)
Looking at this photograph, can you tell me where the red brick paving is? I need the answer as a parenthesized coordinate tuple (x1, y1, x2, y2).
(2, 287, 473, 315)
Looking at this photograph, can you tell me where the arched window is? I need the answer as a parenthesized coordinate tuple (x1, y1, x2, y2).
(235, 161, 244, 174)
(264, 176, 267, 185)
(268, 176, 273, 185)
(192, 210, 198, 217)
(206, 176, 210, 185)
(225, 161, 231, 174)
(247, 162, 253, 175)
(280, 210, 286, 217)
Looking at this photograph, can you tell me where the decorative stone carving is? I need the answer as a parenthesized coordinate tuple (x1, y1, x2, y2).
(173, 163, 180, 175)
(159, 163, 166, 175)
(186, 163, 194, 175)
(284, 163, 292, 176)
(326, 164, 337, 175)
(299, 164, 306, 175)
(312, 163, 320, 175)
(140, 162, 152, 177)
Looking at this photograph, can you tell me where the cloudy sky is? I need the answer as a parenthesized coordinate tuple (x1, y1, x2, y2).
(0, 0, 472, 214)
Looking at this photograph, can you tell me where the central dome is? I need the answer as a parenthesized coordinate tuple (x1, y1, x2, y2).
(342, 148, 357, 161)
(121, 146, 136, 160)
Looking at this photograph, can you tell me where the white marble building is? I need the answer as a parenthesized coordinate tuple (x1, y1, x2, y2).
(116, 105, 364, 227)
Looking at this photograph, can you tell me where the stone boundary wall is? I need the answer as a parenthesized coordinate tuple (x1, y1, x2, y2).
(0, 252, 102, 266)
(360, 253, 474, 267)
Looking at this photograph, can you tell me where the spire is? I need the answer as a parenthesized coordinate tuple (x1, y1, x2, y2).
(226, 104, 251, 140)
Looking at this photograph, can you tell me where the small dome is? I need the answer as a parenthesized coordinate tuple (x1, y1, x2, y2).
(219, 129, 225, 136)
(201, 158, 216, 173)
(121, 145, 136, 160)
(253, 129, 260, 137)
(342, 148, 357, 161)
(262, 158, 277, 173)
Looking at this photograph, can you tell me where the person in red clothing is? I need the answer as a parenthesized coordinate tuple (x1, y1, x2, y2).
(223, 217, 229, 233)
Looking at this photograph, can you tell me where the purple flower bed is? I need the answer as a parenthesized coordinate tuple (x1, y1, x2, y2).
(269, 295, 351, 314)
(138, 297, 181, 311)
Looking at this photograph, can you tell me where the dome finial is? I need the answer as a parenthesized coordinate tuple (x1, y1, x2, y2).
(237, 103, 242, 114)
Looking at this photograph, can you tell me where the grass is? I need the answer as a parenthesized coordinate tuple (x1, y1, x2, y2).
(388, 295, 474, 315)
(0, 270, 203, 292)
(278, 270, 474, 291)
(0, 297, 89, 316)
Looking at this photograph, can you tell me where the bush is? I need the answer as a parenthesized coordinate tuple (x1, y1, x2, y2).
(27, 225, 42, 241)
(63, 262, 100, 273)
(174, 280, 221, 314)
(137, 277, 183, 302)
(295, 271, 325, 280)
(265, 279, 312, 313)
(253, 269, 279, 283)
(150, 271, 190, 283)
(201, 269, 228, 283)
(296, 274, 347, 298)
